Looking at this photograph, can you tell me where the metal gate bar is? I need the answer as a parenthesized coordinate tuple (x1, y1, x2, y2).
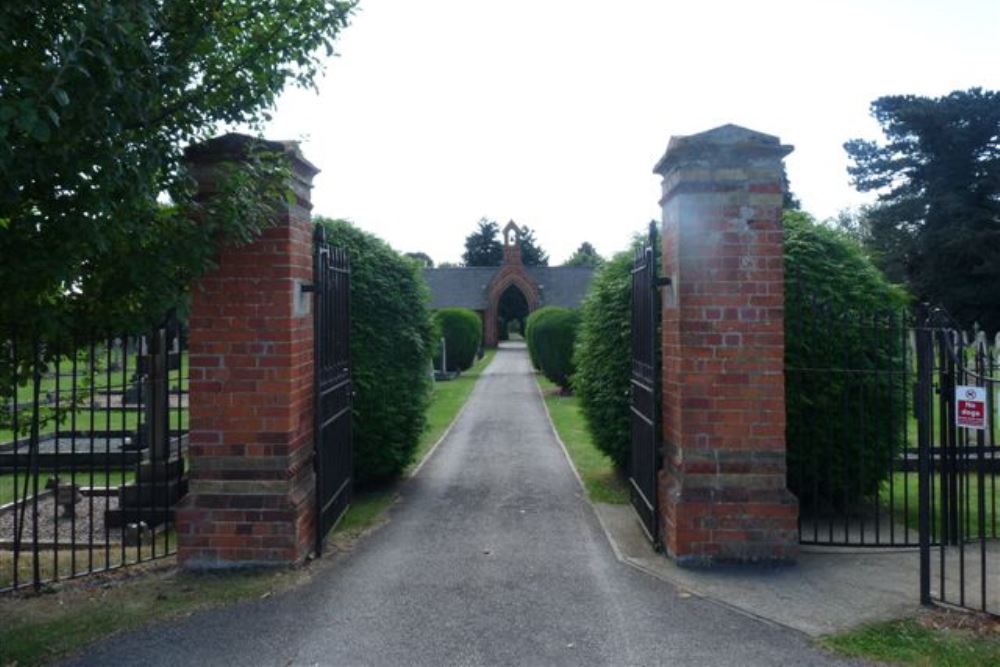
(312, 225, 352, 554)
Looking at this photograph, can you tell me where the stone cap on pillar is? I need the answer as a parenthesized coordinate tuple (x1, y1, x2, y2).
(183, 132, 320, 206)
(653, 124, 793, 176)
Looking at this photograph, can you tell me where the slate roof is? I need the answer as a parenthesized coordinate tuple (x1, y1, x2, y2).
(422, 266, 596, 310)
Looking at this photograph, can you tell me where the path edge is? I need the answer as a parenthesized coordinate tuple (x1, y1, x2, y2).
(532, 374, 807, 638)
(409, 354, 496, 478)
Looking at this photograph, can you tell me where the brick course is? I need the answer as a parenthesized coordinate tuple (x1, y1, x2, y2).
(653, 125, 799, 565)
(176, 134, 320, 568)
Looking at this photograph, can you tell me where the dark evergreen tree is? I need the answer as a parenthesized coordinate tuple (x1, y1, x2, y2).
(518, 225, 549, 266)
(461, 218, 503, 266)
(845, 88, 1000, 330)
(564, 242, 603, 267)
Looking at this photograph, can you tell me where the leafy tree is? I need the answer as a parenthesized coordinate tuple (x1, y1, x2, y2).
(405, 251, 434, 268)
(0, 1, 355, 336)
(564, 242, 603, 267)
(781, 166, 801, 210)
(517, 225, 549, 266)
(845, 88, 1000, 330)
(462, 218, 503, 266)
(438, 261, 460, 268)
(317, 217, 435, 483)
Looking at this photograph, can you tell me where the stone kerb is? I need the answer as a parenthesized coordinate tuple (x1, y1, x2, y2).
(176, 133, 320, 568)
(653, 124, 799, 566)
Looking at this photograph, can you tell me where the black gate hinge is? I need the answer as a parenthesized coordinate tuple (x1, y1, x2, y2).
(655, 277, 672, 288)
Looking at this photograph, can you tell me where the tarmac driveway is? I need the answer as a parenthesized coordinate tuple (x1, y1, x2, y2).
(68, 343, 852, 666)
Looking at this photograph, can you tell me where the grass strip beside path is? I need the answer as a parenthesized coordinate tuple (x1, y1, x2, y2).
(536, 376, 628, 505)
(822, 615, 1000, 665)
(0, 562, 309, 667)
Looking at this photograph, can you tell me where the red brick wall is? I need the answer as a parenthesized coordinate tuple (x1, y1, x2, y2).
(654, 125, 799, 565)
(177, 135, 320, 568)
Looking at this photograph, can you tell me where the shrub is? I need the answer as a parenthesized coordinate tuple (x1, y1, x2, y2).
(784, 210, 909, 511)
(572, 251, 633, 467)
(316, 218, 436, 483)
(432, 308, 481, 372)
(526, 306, 579, 391)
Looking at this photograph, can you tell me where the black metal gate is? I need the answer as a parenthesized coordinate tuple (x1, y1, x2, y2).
(629, 222, 661, 546)
(312, 226, 352, 554)
(916, 309, 999, 615)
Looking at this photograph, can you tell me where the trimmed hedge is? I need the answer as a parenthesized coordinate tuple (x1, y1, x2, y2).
(433, 307, 481, 372)
(784, 210, 909, 510)
(316, 218, 436, 483)
(526, 306, 579, 391)
(570, 212, 909, 497)
(571, 251, 633, 467)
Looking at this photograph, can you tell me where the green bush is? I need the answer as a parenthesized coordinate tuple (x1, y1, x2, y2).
(432, 308, 481, 372)
(572, 251, 633, 467)
(316, 218, 436, 483)
(784, 210, 909, 511)
(524, 314, 541, 369)
(526, 306, 579, 391)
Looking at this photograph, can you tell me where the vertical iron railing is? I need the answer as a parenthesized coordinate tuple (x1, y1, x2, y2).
(313, 225, 353, 554)
(1, 318, 188, 593)
(628, 221, 661, 547)
(917, 309, 998, 615)
(786, 283, 914, 547)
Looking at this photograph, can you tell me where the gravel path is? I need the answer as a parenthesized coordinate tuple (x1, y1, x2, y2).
(67, 344, 854, 666)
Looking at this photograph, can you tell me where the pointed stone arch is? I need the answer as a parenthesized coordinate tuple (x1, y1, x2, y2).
(484, 266, 541, 346)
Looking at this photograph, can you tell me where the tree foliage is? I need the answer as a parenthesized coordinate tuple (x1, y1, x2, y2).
(405, 251, 434, 268)
(784, 210, 909, 509)
(845, 88, 1000, 330)
(433, 308, 481, 372)
(0, 1, 355, 335)
(526, 306, 579, 391)
(572, 251, 633, 467)
(461, 218, 548, 266)
(564, 242, 603, 268)
(462, 218, 503, 266)
(317, 217, 435, 483)
(517, 225, 549, 266)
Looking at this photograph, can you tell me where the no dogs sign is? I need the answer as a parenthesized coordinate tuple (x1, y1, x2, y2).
(955, 385, 987, 430)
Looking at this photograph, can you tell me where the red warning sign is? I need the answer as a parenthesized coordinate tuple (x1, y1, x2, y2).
(956, 385, 987, 430)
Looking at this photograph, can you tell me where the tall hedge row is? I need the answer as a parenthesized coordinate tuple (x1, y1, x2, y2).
(571, 251, 633, 467)
(783, 210, 909, 509)
(526, 306, 579, 391)
(316, 218, 436, 483)
(433, 307, 481, 372)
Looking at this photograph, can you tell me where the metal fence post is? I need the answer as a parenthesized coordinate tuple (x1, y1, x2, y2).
(916, 306, 933, 605)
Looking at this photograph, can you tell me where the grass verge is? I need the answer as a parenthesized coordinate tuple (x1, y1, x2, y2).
(0, 561, 308, 667)
(536, 376, 628, 504)
(821, 612, 1000, 666)
(407, 349, 496, 472)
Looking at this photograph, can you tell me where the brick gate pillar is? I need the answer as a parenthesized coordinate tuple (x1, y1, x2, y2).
(177, 134, 319, 568)
(653, 124, 799, 565)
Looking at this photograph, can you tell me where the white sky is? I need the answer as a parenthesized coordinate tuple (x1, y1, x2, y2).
(261, 0, 1000, 265)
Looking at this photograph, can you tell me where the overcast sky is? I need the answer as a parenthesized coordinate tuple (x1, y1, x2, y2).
(261, 0, 1000, 265)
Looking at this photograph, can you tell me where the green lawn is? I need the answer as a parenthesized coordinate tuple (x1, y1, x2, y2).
(0, 562, 308, 667)
(0, 469, 136, 506)
(822, 617, 1000, 665)
(408, 349, 497, 472)
(882, 472, 998, 540)
(536, 376, 629, 504)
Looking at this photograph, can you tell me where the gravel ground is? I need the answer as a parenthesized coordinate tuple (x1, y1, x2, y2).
(0, 492, 122, 546)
